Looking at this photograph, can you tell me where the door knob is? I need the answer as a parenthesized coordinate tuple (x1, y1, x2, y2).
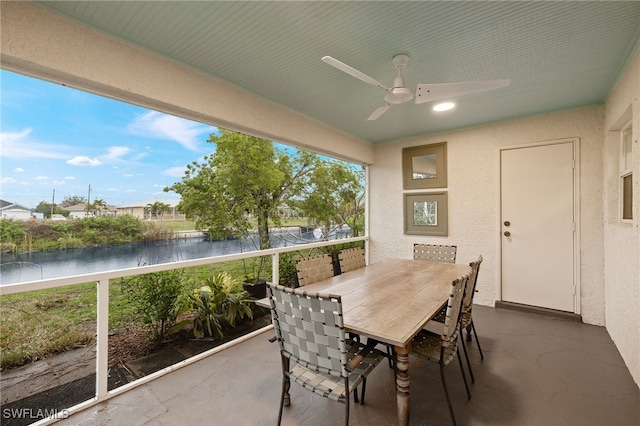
(504, 231, 511, 237)
(504, 221, 511, 226)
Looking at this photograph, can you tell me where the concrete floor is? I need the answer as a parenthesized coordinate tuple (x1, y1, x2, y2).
(59, 305, 639, 426)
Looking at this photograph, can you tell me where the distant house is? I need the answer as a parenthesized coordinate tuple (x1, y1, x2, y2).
(66, 203, 117, 219)
(116, 199, 185, 221)
(0, 199, 43, 220)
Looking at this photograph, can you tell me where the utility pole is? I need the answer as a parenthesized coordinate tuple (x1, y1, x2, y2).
(51, 189, 55, 217)
(86, 184, 92, 216)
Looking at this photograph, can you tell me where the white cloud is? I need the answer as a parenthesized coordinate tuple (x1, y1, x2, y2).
(107, 188, 118, 192)
(65, 176, 76, 180)
(52, 180, 66, 185)
(67, 156, 102, 166)
(123, 173, 134, 177)
(104, 146, 132, 160)
(1, 177, 16, 184)
(35, 176, 49, 180)
(125, 189, 137, 193)
(14, 168, 25, 173)
(163, 166, 186, 177)
(0, 129, 69, 159)
(127, 111, 213, 151)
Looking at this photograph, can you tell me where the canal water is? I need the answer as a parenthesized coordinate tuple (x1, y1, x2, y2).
(0, 228, 340, 285)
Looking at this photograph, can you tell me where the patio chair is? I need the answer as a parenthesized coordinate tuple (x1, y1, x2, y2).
(338, 247, 365, 273)
(413, 243, 457, 263)
(424, 255, 484, 383)
(459, 255, 484, 365)
(267, 283, 386, 426)
(295, 253, 334, 286)
(411, 273, 471, 426)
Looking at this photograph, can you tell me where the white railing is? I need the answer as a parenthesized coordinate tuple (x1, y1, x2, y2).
(0, 236, 367, 425)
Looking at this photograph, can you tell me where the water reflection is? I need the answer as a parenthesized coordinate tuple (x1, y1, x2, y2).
(0, 227, 351, 285)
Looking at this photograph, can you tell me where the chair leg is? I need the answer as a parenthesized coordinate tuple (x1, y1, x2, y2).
(456, 348, 472, 400)
(439, 361, 457, 426)
(344, 377, 351, 426)
(278, 376, 287, 426)
(471, 321, 484, 360)
(353, 387, 359, 403)
(360, 377, 367, 405)
(459, 333, 475, 383)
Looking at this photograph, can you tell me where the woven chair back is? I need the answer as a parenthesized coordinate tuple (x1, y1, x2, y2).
(267, 283, 348, 378)
(338, 247, 365, 273)
(296, 253, 335, 286)
(462, 255, 483, 310)
(413, 243, 457, 263)
(441, 273, 470, 343)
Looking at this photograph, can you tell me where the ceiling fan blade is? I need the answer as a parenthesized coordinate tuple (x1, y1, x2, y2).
(367, 104, 391, 121)
(414, 79, 511, 104)
(322, 56, 390, 92)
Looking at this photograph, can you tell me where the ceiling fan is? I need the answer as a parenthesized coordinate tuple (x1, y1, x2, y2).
(321, 54, 511, 121)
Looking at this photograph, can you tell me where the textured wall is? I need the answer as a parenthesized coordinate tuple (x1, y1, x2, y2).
(370, 105, 605, 324)
(602, 50, 640, 387)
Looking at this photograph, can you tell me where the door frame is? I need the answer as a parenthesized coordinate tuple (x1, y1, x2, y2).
(496, 138, 581, 314)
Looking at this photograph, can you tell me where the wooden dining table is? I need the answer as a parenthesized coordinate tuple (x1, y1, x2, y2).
(277, 258, 471, 426)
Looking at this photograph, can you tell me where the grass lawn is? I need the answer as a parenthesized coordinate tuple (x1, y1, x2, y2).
(153, 220, 198, 232)
(0, 257, 276, 370)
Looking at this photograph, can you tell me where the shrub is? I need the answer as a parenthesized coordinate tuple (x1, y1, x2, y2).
(57, 233, 83, 249)
(0, 219, 26, 244)
(119, 268, 186, 340)
(278, 252, 300, 287)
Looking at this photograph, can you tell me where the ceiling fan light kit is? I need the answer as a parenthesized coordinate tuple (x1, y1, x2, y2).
(321, 53, 510, 120)
(433, 102, 456, 112)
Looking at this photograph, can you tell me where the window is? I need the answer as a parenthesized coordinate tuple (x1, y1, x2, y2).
(620, 123, 633, 221)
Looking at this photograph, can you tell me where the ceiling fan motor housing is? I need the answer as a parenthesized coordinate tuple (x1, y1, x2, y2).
(386, 74, 413, 104)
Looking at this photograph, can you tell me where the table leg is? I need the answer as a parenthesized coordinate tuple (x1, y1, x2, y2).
(394, 344, 411, 426)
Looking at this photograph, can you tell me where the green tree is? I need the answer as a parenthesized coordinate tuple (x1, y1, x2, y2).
(165, 130, 318, 250)
(145, 201, 171, 221)
(34, 201, 68, 218)
(60, 195, 86, 208)
(90, 198, 107, 216)
(295, 161, 365, 237)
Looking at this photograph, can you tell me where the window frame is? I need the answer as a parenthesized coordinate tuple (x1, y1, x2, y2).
(620, 121, 633, 222)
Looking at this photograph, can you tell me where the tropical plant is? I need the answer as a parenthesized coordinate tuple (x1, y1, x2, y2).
(90, 198, 108, 216)
(145, 201, 172, 221)
(176, 272, 254, 339)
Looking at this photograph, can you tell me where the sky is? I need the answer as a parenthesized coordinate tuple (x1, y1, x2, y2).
(0, 69, 218, 208)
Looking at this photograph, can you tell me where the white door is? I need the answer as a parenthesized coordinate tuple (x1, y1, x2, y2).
(501, 142, 575, 312)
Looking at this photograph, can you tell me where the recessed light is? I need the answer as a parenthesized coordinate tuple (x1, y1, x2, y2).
(433, 102, 455, 112)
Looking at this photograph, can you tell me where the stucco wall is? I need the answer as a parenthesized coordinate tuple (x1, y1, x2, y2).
(602, 51, 640, 386)
(370, 106, 605, 326)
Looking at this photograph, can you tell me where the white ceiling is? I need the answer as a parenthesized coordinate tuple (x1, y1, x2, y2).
(31, 1, 640, 144)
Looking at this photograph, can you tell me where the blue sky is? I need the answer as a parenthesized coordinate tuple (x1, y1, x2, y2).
(1, 69, 218, 208)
